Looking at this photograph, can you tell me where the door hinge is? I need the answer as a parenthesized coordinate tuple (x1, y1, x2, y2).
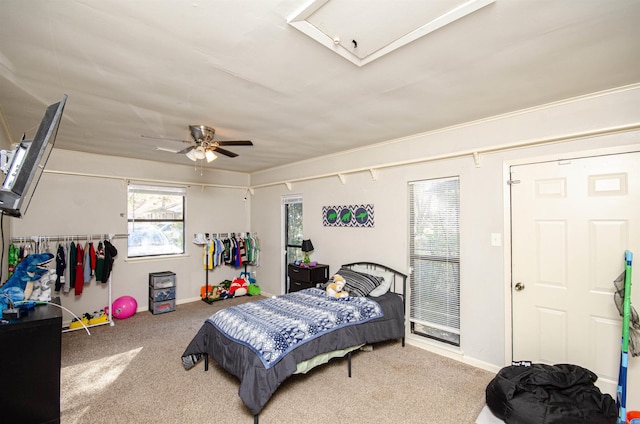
(507, 179, 521, 185)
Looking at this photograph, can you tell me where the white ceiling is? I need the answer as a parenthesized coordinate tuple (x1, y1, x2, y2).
(0, 0, 639, 174)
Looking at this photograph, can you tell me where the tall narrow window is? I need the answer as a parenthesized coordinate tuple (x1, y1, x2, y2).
(283, 195, 303, 266)
(409, 176, 460, 346)
(128, 184, 185, 258)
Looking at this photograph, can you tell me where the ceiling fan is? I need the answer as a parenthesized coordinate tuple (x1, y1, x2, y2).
(145, 125, 253, 162)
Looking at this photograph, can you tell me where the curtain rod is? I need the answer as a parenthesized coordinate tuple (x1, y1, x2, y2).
(11, 233, 128, 243)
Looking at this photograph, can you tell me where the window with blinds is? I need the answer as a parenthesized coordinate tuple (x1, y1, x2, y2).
(409, 176, 460, 346)
(128, 184, 186, 258)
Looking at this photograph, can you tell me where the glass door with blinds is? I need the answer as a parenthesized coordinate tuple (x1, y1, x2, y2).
(409, 176, 460, 346)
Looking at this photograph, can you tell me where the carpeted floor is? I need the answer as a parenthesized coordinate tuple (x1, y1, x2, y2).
(61, 296, 495, 424)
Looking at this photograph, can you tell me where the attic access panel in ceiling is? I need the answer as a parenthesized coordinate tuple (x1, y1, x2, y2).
(288, 0, 496, 66)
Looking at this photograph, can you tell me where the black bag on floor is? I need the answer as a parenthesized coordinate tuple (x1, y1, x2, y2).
(485, 362, 617, 424)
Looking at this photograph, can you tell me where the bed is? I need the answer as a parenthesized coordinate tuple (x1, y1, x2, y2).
(181, 262, 406, 422)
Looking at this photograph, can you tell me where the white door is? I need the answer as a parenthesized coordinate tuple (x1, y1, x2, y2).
(511, 151, 640, 405)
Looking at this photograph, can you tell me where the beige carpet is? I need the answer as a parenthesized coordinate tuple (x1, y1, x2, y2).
(61, 296, 495, 424)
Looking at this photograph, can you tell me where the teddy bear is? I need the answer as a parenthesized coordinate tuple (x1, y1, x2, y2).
(326, 274, 349, 298)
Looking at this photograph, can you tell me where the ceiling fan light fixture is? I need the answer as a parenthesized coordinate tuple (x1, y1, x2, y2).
(194, 146, 206, 160)
(205, 150, 217, 162)
(189, 125, 215, 143)
(186, 149, 198, 161)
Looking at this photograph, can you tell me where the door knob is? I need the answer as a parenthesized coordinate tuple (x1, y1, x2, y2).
(514, 282, 525, 291)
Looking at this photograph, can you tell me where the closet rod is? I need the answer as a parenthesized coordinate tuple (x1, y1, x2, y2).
(11, 233, 128, 243)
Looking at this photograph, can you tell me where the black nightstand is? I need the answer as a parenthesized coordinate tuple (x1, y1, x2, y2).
(287, 263, 329, 293)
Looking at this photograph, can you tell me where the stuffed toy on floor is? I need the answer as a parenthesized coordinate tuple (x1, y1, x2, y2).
(326, 274, 349, 298)
(229, 277, 249, 297)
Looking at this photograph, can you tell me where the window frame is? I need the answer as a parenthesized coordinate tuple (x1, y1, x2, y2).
(409, 176, 461, 346)
(127, 184, 186, 258)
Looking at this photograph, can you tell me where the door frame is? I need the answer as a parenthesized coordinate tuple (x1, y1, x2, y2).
(503, 144, 640, 366)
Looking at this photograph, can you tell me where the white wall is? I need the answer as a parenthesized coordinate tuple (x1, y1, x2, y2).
(4, 84, 639, 372)
(8, 150, 251, 324)
(250, 84, 640, 371)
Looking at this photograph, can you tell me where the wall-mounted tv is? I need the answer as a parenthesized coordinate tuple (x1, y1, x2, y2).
(0, 94, 67, 218)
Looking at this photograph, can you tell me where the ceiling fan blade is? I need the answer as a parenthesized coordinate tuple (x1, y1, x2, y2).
(177, 146, 195, 154)
(216, 140, 253, 146)
(141, 134, 191, 143)
(213, 146, 239, 158)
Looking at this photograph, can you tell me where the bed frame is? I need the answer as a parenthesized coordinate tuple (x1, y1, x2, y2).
(187, 262, 407, 423)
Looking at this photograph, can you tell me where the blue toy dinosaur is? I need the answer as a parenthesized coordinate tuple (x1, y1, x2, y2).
(0, 253, 54, 314)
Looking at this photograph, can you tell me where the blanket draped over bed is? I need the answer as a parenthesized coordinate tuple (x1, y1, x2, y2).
(182, 289, 404, 416)
(208, 288, 383, 369)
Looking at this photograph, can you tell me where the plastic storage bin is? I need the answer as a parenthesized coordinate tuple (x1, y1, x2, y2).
(149, 271, 176, 314)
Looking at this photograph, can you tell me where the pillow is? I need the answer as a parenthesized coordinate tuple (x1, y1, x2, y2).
(337, 267, 383, 297)
(351, 265, 394, 297)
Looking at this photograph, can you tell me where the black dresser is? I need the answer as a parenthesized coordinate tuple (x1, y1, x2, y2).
(0, 297, 62, 423)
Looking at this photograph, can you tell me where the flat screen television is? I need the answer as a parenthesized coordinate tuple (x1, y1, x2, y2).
(0, 94, 67, 217)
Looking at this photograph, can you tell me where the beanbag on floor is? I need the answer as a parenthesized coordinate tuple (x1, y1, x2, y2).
(486, 362, 617, 424)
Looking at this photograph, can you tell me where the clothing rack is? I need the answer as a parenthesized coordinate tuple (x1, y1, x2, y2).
(10, 233, 127, 332)
(199, 232, 257, 304)
(10, 233, 128, 243)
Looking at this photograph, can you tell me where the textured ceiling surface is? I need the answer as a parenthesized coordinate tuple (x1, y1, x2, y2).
(0, 0, 639, 173)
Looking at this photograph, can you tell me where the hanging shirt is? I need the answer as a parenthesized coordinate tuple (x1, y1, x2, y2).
(89, 242, 96, 276)
(101, 240, 117, 284)
(74, 243, 84, 295)
(83, 242, 92, 283)
(7, 244, 18, 278)
(62, 243, 71, 294)
(214, 237, 223, 267)
(68, 242, 77, 289)
(95, 241, 105, 281)
(55, 243, 66, 292)
(203, 241, 214, 270)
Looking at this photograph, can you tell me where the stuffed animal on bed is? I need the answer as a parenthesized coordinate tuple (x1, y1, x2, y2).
(326, 274, 349, 298)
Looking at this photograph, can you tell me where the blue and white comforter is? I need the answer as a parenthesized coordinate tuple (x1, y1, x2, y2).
(208, 288, 383, 369)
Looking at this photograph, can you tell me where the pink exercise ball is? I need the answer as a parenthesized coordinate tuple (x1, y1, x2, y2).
(111, 295, 137, 319)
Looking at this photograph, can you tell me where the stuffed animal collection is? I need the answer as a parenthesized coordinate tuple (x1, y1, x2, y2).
(204, 276, 261, 301)
(326, 274, 349, 298)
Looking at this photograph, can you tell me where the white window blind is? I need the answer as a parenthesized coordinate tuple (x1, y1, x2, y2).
(128, 184, 187, 197)
(409, 176, 460, 346)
